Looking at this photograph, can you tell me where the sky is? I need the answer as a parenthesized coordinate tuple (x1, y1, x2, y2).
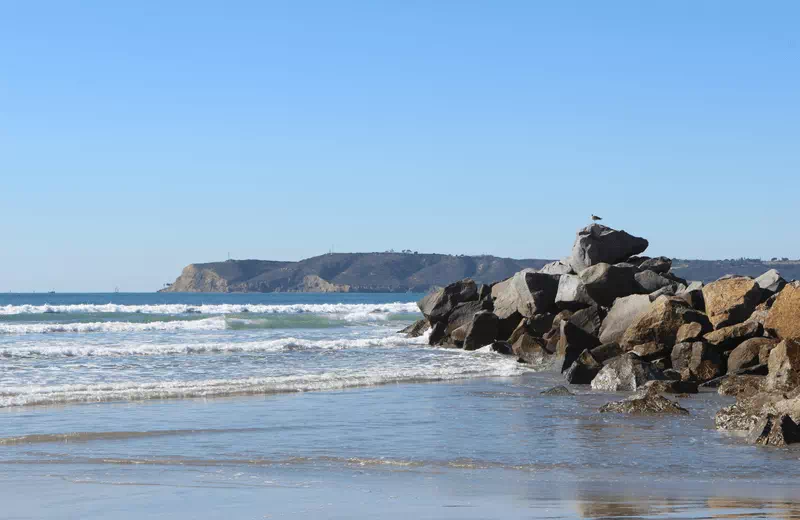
(1, 1, 799, 292)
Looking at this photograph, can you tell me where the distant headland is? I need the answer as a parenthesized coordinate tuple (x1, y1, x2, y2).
(161, 252, 800, 293)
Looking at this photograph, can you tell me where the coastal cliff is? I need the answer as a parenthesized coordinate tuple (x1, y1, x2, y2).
(161, 253, 550, 293)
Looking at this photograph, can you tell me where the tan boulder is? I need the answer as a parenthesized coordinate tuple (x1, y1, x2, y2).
(619, 296, 710, 350)
(702, 276, 761, 329)
(765, 281, 800, 340)
(766, 339, 800, 391)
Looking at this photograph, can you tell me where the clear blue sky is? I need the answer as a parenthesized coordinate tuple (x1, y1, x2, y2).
(1, 1, 798, 292)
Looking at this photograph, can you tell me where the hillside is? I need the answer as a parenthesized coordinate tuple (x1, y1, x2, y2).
(160, 253, 551, 293)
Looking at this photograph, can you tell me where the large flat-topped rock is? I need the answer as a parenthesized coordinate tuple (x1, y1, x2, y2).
(568, 224, 649, 273)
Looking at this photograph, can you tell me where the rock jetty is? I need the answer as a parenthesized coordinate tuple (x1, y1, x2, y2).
(402, 224, 800, 447)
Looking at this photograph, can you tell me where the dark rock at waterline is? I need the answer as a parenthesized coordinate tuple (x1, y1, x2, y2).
(512, 333, 553, 367)
(564, 349, 603, 384)
(687, 341, 725, 382)
(579, 263, 642, 307)
(568, 224, 649, 273)
(541, 385, 574, 396)
(399, 319, 430, 338)
(555, 321, 601, 372)
(463, 311, 499, 351)
(716, 375, 764, 398)
(599, 388, 689, 415)
(508, 314, 556, 345)
(590, 343, 624, 365)
(642, 379, 698, 394)
(591, 353, 665, 392)
(428, 321, 447, 346)
(747, 414, 800, 446)
(418, 279, 478, 323)
(445, 300, 493, 336)
(490, 341, 513, 355)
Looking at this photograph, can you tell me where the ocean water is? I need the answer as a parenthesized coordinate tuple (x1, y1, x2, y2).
(2, 293, 800, 519)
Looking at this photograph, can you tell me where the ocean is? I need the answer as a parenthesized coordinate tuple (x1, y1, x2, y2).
(2, 292, 800, 519)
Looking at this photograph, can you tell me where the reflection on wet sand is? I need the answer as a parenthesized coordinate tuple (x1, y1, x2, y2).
(574, 493, 800, 519)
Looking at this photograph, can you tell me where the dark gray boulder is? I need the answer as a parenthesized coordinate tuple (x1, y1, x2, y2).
(477, 283, 493, 302)
(755, 269, 787, 297)
(639, 256, 672, 274)
(568, 224, 649, 273)
(418, 279, 478, 323)
(642, 379, 698, 394)
(635, 270, 676, 293)
(490, 341, 513, 355)
(445, 300, 493, 336)
(512, 333, 553, 366)
(564, 349, 603, 384)
(541, 385, 574, 396)
(591, 353, 664, 391)
(579, 263, 643, 307)
(399, 319, 430, 338)
(428, 321, 448, 346)
(555, 274, 596, 311)
(671, 342, 695, 373)
(568, 304, 605, 337)
(493, 270, 559, 320)
(555, 320, 601, 372)
(463, 311, 499, 351)
(717, 375, 764, 397)
(598, 294, 652, 344)
(590, 343, 624, 364)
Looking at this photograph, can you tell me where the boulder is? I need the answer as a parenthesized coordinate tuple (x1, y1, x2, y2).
(512, 333, 553, 367)
(463, 311, 499, 351)
(568, 304, 605, 337)
(541, 385, 574, 396)
(490, 341, 513, 355)
(563, 349, 603, 384)
(445, 300, 493, 335)
(555, 274, 596, 311)
(702, 276, 761, 329)
(717, 375, 764, 398)
(598, 294, 652, 344)
(728, 338, 777, 373)
(765, 281, 800, 340)
(590, 353, 664, 391)
(539, 259, 574, 276)
(428, 321, 447, 346)
(568, 224, 649, 272)
(677, 281, 706, 312)
(507, 314, 555, 344)
(716, 403, 761, 431)
(418, 279, 478, 323)
(399, 319, 430, 338)
(477, 283, 493, 302)
(493, 270, 559, 320)
(642, 379, 698, 394)
(638, 256, 672, 274)
(631, 342, 672, 362)
(555, 321, 601, 372)
(766, 339, 800, 391)
(676, 322, 704, 343)
(687, 341, 725, 382)
(588, 344, 620, 365)
(703, 320, 763, 352)
(755, 269, 787, 297)
(599, 387, 689, 415)
(635, 270, 676, 293)
(747, 414, 800, 446)
(579, 263, 643, 307)
(671, 342, 695, 373)
(648, 284, 684, 301)
(619, 296, 711, 350)
(758, 338, 781, 365)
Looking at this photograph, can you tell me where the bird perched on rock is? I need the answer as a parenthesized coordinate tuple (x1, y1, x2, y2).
(591, 214, 603, 221)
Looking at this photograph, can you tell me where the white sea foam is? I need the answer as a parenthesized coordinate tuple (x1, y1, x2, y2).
(0, 317, 226, 335)
(0, 352, 525, 408)
(0, 302, 420, 316)
(0, 333, 428, 358)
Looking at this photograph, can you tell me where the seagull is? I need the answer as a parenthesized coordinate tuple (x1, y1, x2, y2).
(591, 214, 603, 221)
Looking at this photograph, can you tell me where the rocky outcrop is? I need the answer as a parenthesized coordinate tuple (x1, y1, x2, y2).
(766, 339, 800, 391)
(591, 354, 664, 392)
(747, 414, 800, 446)
(419, 279, 478, 324)
(598, 294, 651, 344)
(399, 319, 430, 338)
(727, 338, 777, 373)
(600, 387, 689, 415)
(564, 349, 603, 384)
(493, 271, 559, 320)
(462, 311, 499, 351)
(568, 224, 649, 272)
(579, 263, 642, 307)
(619, 296, 710, 350)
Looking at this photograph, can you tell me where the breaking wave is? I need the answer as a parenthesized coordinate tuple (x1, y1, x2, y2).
(0, 317, 227, 335)
(0, 350, 525, 408)
(0, 302, 420, 316)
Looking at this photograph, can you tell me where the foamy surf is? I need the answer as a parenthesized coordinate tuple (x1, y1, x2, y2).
(0, 354, 526, 408)
(0, 317, 226, 335)
(0, 302, 421, 316)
